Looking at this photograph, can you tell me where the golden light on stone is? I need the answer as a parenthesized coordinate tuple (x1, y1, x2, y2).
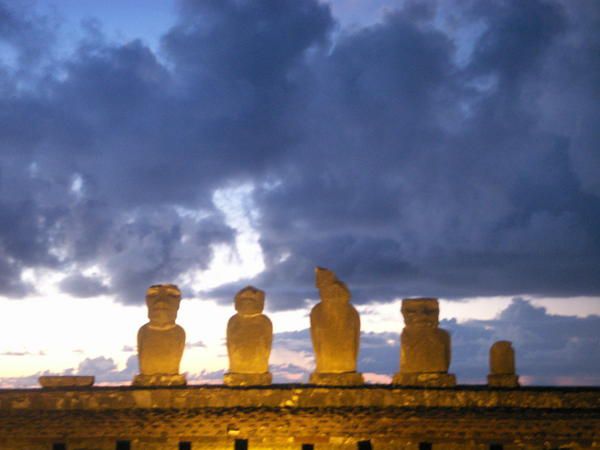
(309, 267, 364, 385)
(224, 286, 273, 386)
(0, 279, 596, 448)
(392, 297, 456, 386)
(133, 284, 187, 386)
(38, 375, 95, 388)
(488, 340, 520, 387)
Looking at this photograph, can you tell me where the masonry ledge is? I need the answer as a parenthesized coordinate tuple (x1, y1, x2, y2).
(0, 384, 598, 410)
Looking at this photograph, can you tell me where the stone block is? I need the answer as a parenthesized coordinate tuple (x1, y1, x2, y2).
(391, 372, 456, 387)
(132, 374, 186, 387)
(309, 372, 364, 386)
(487, 374, 519, 388)
(38, 376, 95, 388)
(224, 372, 272, 386)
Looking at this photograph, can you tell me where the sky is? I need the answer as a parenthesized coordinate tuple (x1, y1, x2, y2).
(0, 0, 598, 387)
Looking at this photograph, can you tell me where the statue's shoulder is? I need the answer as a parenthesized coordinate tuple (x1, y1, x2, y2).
(138, 322, 151, 336)
(310, 302, 324, 318)
(173, 324, 185, 337)
(436, 327, 450, 340)
(227, 313, 242, 327)
(257, 313, 273, 328)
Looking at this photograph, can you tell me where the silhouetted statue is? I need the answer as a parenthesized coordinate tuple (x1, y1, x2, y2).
(393, 298, 456, 386)
(224, 286, 273, 386)
(309, 267, 363, 385)
(488, 340, 519, 388)
(133, 284, 186, 386)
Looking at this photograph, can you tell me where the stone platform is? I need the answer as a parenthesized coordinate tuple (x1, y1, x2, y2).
(392, 372, 456, 387)
(309, 371, 364, 386)
(0, 385, 598, 449)
(38, 375, 95, 388)
(132, 373, 187, 387)
(488, 373, 520, 388)
(224, 372, 272, 386)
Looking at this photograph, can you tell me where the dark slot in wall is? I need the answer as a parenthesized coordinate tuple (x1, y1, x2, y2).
(358, 441, 372, 450)
(116, 441, 131, 450)
(419, 444, 432, 450)
(490, 445, 503, 450)
(235, 439, 248, 450)
(53, 445, 66, 450)
(180, 442, 192, 450)
(302, 445, 314, 450)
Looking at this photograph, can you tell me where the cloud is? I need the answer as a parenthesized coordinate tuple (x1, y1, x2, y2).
(205, 0, 600, 308)
(0, 0, 597, 312)
(268, 299, 600, 385)
(0, 350, 45, 356)
(0, 354, 138, 388)
(76, 355, 138, 384)
(187, 369, 224, 384)
(185, 340, 206, 349)
(59, 273, 109, 298)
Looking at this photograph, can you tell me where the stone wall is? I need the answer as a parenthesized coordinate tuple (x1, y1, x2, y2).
(0, 385, 598, 449)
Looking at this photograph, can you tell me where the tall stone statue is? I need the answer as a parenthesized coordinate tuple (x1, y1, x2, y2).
(224, 286, 273, 386)
(393, 298, 456, 386)
(309, 267, 363, 385)
(488, 341, 519, 388)
(133, 284, 186, 386)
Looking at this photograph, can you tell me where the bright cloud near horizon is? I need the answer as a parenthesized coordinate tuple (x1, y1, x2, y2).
(0, 0, 599, 387)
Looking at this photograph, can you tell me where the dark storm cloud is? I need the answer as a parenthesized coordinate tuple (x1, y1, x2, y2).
(59, 273, 108, 298)
(206, 0, 600, 308)
(0, 1, 55, 69)
(0, 0, 598, 309)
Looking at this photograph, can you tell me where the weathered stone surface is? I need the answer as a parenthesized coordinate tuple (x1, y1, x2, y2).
(223, 372, 272, 386)
(310, 267, 363, 385)
(225, 286, 273, 386)
(393, 298, 455, 386)
(135, 284, 186, 386)
(488, 340, 519, 388)
(38, 375, 94, 388)
(131, 373, 186, 387)
(309, 372, 365, 386)
(0, 385, 598, 449)
(391, 372, 456, 387)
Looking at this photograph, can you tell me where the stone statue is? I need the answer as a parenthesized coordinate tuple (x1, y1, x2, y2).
(392, 298, 456, 386)
(133, 284, 186, 386)
(224, 286, 273, 386)
(488, 340, 519, 388)
(309, 267, 363, 385)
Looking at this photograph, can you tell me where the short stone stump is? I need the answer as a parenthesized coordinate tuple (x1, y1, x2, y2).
(132, 374, 187, 387)
(39, 375, 95, 388)
(488, 373, 520, 388)
(392, 372, 456, 387)
(309, 371, 364, 386)
(224, 372, 272, 386)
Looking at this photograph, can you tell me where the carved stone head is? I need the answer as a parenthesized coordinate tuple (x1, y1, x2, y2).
(490, 340, 516, 375)
(401, 298, 439, 328)
(315, 267, 350, 304)
(315, 267, 336, 289)
(146, 284, 181, 328)
(235, 286, 265, 315)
